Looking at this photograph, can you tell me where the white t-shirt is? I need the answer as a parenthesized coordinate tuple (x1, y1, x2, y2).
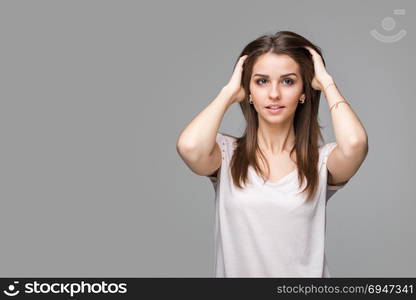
(206, 132, 347, 277)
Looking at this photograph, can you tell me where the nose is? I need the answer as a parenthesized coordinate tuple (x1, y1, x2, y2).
(268, 81, 281, 99)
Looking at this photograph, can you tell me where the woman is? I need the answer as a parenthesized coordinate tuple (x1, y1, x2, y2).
(176, 31, 368, 277)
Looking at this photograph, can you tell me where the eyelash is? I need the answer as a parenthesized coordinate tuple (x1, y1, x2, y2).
(256, 78, 294, 85)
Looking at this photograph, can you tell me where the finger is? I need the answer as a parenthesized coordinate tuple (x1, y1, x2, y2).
(236, 55, 248, 68)
(303, 46, 313, 52)
(304, 46, 318, 56)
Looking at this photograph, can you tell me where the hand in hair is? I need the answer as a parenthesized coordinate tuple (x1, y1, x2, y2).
(303, 46, 334, 91)
(223, 55, 248, 104)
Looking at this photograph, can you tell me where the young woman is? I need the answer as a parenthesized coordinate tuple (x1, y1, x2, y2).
(176, 31, 368, 277)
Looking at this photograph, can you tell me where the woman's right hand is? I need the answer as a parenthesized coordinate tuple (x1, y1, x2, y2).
(223, 55, 248, 104)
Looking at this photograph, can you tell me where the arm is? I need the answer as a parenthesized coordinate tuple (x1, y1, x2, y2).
(323, 78, 369, 185)
(176, 87, 234, 176)
(303, 46, 368, 186)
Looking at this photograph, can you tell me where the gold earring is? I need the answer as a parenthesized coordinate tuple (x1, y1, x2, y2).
(299, 94, 305, 104)
(249, 95, 253, 104)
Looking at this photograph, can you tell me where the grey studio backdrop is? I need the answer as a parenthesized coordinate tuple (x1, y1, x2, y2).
(0, 0, 414, 277)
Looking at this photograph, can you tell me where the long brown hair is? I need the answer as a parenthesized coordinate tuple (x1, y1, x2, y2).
(230, 30, 327, 202)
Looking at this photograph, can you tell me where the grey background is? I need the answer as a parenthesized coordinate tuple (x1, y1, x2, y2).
(0, 0, 414, 277)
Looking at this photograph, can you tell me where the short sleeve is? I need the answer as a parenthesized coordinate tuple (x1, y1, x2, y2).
(206, 132, 227, 188)
(323, 142, 348, 201)
(206, 132, 236, 189)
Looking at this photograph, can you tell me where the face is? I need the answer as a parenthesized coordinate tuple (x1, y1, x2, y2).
(249, 52, 304, 125)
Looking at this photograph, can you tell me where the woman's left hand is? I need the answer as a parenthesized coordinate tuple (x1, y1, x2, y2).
(303, 46, 334, 91)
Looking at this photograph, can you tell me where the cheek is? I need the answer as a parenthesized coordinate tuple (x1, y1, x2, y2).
(288, 89, 301, 99)
(286, 85, 303, 99)
(250, 82, 258, 93)
(251, 85, 267, 98)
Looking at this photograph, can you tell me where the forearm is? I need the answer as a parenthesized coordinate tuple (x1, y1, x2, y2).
(322, 77, 368, 155)
(177, 87, 234, 160)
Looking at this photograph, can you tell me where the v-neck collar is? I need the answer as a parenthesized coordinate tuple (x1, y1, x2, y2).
(249, 166, 298, 186)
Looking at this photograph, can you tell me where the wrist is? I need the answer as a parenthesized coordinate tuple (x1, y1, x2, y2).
(321, 76, 334, 89)
(220, 86, 237, 105)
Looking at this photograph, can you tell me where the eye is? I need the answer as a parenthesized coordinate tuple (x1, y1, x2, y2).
(255, 78, 295, 85)
(282, 78, 294, 85)
(256, 79, 267, 85)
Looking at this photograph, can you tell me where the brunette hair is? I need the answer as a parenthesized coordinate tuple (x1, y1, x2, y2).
(230, 30, 327, 202)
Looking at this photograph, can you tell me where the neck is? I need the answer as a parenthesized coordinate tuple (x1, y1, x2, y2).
(257, 120, 295, 155)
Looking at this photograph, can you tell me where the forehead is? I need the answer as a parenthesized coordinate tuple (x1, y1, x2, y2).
(252, 53, 300, 75)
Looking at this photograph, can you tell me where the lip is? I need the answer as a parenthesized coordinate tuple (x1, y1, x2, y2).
(265, 106, 285, 114)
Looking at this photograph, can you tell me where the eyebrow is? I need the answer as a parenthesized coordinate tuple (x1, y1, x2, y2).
(253, 73, 298, 78)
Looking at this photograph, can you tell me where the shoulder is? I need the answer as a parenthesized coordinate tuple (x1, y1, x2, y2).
(217, 132, 238, 145)
(318, 142, 337, 165)
(215, 132, 238, 158)
(318, 141, 336, 151)
(218, 132, 238, 140)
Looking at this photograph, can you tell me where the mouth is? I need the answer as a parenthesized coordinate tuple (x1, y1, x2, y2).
(265, 105, 285, 113)
(265, 105, 285, 109)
